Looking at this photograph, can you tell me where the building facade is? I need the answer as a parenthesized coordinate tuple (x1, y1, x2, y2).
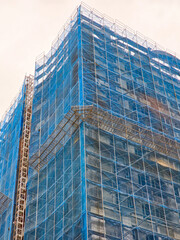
(0, 4, 180, 240)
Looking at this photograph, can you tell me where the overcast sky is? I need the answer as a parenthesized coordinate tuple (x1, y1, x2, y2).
(0, 0, 180, 119)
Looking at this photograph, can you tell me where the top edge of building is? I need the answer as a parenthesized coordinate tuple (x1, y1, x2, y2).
(35, 3, 180, 71)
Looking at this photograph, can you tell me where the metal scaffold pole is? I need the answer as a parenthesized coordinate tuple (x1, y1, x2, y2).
(13, 75, 34, 240)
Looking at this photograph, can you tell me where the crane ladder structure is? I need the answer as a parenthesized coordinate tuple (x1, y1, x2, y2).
(13, 75, 34, 240)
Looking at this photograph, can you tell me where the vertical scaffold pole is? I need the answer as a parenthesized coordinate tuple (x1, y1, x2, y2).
(13, 75, 34, 240)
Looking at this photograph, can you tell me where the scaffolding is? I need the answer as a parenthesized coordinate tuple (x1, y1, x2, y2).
(24, 4, 180, 239)
(0, 192, 12, 215)
(29, 105, 180, 172)
(13, 75, 34, 240)
(82, 106, 180, 160)
(0, 3, 179, 240)
(0, 79, 25, 239)
(29, 106, 92, 171)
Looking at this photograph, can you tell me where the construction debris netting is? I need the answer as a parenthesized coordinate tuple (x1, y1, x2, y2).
(0, 85, 25, 239)
(0, 3, 180, 240)
(24, 4, 180, 240)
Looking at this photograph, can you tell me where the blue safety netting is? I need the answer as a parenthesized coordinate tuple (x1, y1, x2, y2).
(1, 3, 180, 240)
(0, 84, 25, 239)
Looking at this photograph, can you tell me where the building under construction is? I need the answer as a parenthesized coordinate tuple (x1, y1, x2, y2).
(0, 4, 180, 240)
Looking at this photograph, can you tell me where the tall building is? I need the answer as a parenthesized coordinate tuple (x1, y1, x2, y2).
(0, 4, 180, 240)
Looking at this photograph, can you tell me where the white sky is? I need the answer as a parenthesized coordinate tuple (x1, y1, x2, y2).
(0, 0, 180, 119)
